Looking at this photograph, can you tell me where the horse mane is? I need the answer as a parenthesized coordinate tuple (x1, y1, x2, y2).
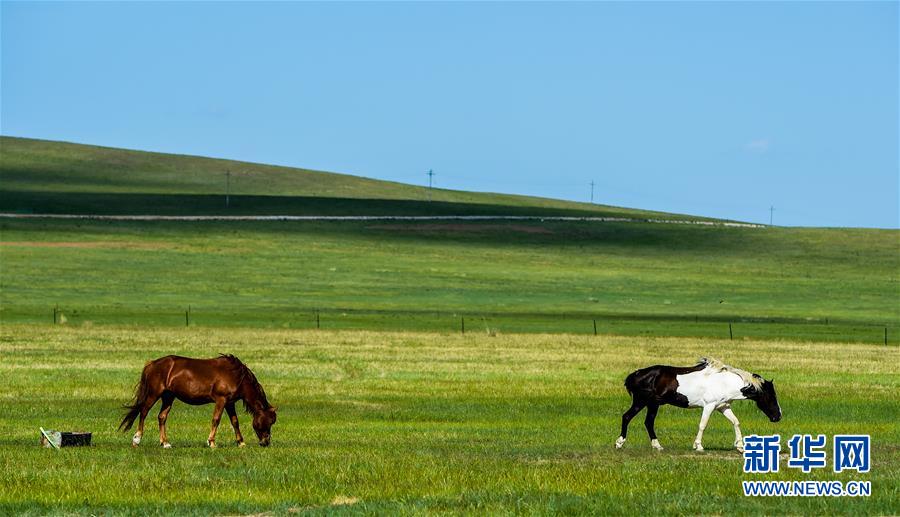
(699, 357, 763, 390)
(219, 354, 271, 413)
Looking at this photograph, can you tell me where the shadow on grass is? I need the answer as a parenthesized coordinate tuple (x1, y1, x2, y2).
(0, 193, 758, 253)
(0, 190, 662, 218)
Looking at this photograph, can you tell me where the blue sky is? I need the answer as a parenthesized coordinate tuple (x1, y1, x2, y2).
(2, 1, 897, 227)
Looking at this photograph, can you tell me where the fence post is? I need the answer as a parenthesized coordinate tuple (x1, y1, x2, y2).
(53, 304, 58, 324)
(185, 306, 190, 327)
(316, 310, 320, 329)
(885, 327, 888, 346)
(729, 322, 733, 340)
(461, 317, 465, 334)
(593, 319, 597, 336)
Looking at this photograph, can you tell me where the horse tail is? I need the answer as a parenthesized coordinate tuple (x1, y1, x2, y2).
(624, 370, 640, 395)
(118, 362, 153, 431)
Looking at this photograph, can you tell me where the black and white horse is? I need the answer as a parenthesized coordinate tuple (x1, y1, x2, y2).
(615, 357, 781, 452)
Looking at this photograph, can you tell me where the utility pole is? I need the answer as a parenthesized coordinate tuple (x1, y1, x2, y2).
(590, 181, 595, 204)
(225, 170, 231, 208)
(769, 205, 775, 226)
(426, 169, 435, 202)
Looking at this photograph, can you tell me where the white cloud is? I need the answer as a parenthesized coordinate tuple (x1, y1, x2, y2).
(745, 138, 771, 153)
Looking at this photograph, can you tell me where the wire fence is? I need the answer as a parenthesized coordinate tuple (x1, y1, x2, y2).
(3, 305, 896, 345)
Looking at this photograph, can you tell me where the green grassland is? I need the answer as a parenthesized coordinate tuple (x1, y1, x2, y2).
(1, 218, 897, 342)
(0, 137, 898, 515)
(1, 326, 896, 515)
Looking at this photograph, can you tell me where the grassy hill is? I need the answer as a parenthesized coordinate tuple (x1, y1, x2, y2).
(0, 136, 705, 219)
(0, 136, 897, 341)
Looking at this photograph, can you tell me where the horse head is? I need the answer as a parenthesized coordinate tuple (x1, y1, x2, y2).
(252, 406, 277, 446)
(742, 376, 781, 422)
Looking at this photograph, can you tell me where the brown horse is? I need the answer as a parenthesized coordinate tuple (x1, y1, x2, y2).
(118, 354, 277, 448)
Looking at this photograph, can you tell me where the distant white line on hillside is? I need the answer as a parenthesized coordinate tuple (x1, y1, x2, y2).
(0, 213, 766, 227)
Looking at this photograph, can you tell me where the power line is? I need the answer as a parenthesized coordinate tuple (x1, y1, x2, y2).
(770, 205, 775, 226)
(225, 170, 230, 208)
(426, 169, 435, 202)
(589, 181, 595, 204)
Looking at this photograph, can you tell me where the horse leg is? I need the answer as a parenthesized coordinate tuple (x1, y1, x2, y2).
(207, 399, 226, 448)
(133, 394, 160, 447)
(225, 402, 245, 447)
(693, 403, 716, 451)
(157, 393, 175, 448)
(718, 404, 744, 453)
(616, 399, 646, 449)
(644, 404, 663, 450)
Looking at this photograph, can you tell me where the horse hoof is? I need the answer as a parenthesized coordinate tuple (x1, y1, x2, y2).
(615, 436, 626, 449)
(207, 440, 216, 448)
(693, 445, 704, 452)
(237, 442, 246, 448)
(162, 443, 172, 449)
(651, 439, 663, 451)
(131, 435, 141, 447)
(736, 447, 744, 454)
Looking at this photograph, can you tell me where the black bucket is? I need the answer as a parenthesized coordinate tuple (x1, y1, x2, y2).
(40, 428, 92, 448)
